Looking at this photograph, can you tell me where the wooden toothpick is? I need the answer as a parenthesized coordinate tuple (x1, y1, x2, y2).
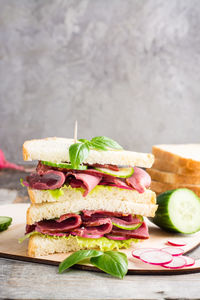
(74, 120, 78, 143)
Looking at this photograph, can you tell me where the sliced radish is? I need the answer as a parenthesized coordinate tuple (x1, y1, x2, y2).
(162, 247, 184, 256)
(106, 235, 127, 240)
(167, 240, 187, 247)
(132, 248, 157, 259)
(183, 256, 195, 267)
(162, 256, 186, 269)
(140, 250, 173, 265)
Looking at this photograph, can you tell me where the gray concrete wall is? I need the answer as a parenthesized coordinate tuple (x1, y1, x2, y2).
(0, 0, 200, 163)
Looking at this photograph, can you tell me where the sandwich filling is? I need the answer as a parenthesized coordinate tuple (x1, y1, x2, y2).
(26, 210, 148, 240)
(23, 161, 151, 195)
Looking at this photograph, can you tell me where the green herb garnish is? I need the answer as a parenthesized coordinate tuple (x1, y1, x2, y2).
(69, 136, 123, 169)
(59, 250, 102, 274)
(58, 249, 128, 279)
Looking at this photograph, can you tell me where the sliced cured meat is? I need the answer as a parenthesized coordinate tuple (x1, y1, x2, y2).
(99, 177, 133, 190)
(66, 172, 102, 196)
(72, 218, 112, 236)
(110, 222, 149, 239)
(27, 170, 65, 190)
(36, 161, 52, 175)
(82, 210, 142, 225)
(82, 210, 129, 218)
(56, 213, 81, 223)
(35, 214, 82, 233)
(126, 167, 151, 193)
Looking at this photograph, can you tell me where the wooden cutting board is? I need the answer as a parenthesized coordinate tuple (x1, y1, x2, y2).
(1, 203, 200, 275)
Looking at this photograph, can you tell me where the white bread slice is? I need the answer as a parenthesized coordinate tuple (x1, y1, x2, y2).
(152, 159, 200, 176)
(28, 234, 138, 257)
(28, 235, 81, 257)
(151, 180, 200, 197)
(147, 168, 200, 185)
(27, 191, 157, 224)
(153, 144, 200, 170)
(28, 185, 156, 205)
(23, 137, 154, 168)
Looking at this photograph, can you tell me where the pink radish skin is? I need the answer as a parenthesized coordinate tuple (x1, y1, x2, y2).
(183, 256, 195, 267)
(132, 248, 157, 259)
(167, 240, 187, 247)
(162, 247, 184, 256)
(162, 256, 186, 269)
(139, 250, 173, 265)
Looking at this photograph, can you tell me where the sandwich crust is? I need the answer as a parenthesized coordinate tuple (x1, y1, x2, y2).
(151, 180, 200, 197)
(147, 168, 200, 185)
(152, 158, 200, 176)
(153, 144, 200, 170)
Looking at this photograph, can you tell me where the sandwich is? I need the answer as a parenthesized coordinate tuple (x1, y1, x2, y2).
(21, 137, 157, 257)
(148, 144, 200, 197)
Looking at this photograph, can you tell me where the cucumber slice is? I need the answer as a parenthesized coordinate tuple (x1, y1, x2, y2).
(94, 167, 134, 178)
(151, 188, 200, 234)
(41, 161, 88, 170)
(112, 221, 142, 231)
(0, 216, 12, 232)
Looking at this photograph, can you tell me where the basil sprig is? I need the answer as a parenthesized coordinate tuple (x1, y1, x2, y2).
(59, 249, 128, 279)
(69, 136, 123, 169)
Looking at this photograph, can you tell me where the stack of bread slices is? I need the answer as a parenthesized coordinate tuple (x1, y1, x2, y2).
(148, 144, 200, 197)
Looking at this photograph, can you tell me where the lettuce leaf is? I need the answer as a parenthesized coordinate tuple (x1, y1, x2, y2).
(49, 188, 64, 199)
(19, 232, 138, 251)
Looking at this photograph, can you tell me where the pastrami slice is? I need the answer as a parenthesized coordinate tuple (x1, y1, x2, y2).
(27, 170, 65, 190)
(126, 167, 151, 193)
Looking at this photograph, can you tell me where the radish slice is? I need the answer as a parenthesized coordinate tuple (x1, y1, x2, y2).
(183, 256, 195, 267)
(162, 256, 186, 269)
(162, 247, 184, 256)
(106, 235, 127, 240)
(140, 250, 173, 265)
(132, 248, 157, 259)
(167, 240, 187, 247)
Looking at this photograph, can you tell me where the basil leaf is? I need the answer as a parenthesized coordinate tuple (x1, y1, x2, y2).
(91, 136, 123, 150)
(90, 251, 128, 279)
(59, 250, 103, 274)
(69, 142, 89, 169)
(78, 139, 89, 144)
(88, 141, 108, 151)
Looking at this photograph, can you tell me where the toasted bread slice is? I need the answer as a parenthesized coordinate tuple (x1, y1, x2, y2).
(23, 137, 154, 168)
(147, 168, 200, 185)
(151, 180, 200, 197)
(153, 159, 200, 176)
(26, 190, 157, 225)
(153, 144, 200, 170)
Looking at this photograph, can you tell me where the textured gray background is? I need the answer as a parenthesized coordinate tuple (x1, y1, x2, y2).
(0, 0, 200, 163)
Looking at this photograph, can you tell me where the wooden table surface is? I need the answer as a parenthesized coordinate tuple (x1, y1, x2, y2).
(1, 169, 200, 300)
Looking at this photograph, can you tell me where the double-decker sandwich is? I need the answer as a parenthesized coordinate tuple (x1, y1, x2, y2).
(21, 136, 157, 257)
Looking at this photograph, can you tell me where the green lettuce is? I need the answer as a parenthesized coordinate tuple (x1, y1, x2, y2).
(49, 188, 64, 199)
(19, 232, 138, 251)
